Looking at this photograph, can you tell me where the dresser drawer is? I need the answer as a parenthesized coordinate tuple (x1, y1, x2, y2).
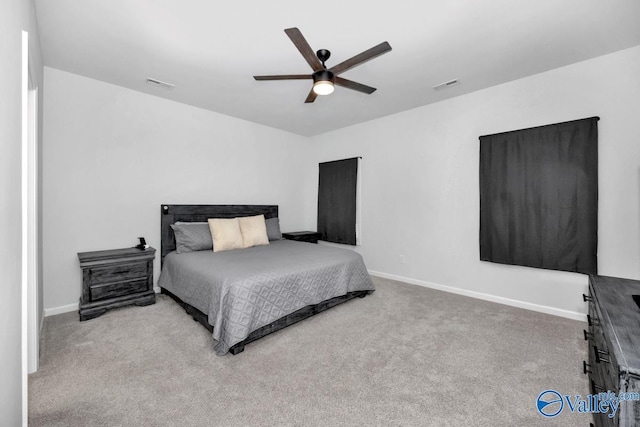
(88, 261, 148, 284)
(600, 345, 620, 395)
(588, 280, 601, 333)
(90, 278, 149, 301)
(590, 285, 621, 394)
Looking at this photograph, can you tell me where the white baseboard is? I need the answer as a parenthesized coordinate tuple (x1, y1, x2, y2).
(45, 288, 162, 317)
(368, 270, 586, 322)
(44, 302, 78, 317)
(45, 275, 585, 321)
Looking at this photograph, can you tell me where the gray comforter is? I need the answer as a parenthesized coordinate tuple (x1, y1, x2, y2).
(158, 239, 374, 355)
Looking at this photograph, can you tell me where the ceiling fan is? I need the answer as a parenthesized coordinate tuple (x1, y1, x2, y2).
(253, 27, 392, 103)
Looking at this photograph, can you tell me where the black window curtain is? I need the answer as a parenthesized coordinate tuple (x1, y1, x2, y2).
(317, 157, 358, 245)
(479, 117, 599, 274)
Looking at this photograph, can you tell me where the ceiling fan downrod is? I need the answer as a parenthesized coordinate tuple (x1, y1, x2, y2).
(316, 49, 331, 68)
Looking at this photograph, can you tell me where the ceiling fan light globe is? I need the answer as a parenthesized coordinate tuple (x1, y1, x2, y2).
(313, 81, 335, 95)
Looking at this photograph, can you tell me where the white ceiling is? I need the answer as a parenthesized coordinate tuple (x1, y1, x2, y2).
(35, 0, 640, 136)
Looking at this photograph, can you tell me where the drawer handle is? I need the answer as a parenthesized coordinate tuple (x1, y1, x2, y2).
(587, 314, 599, 327)
(583, 293, 593, 302)
(594, 345, 610, 364)
(583, 329, 593, 341)
(583, 360, 592, 374)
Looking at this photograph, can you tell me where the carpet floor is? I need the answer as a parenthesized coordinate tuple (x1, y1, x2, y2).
(29, 276, 590, 426)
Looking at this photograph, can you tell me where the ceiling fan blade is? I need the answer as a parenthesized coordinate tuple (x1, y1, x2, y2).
(304, 88, 318, 103)
(335, 77, 377, 94)
(284, 27, 323, 72)
(329, 41, 392, 75)
(254, 74, 312, 80)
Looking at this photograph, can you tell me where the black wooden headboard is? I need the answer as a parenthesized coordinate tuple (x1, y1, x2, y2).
(160, 204, 279, 263)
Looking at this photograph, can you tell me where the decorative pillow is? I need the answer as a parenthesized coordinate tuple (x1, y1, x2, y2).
(208, 218, 244, 252)
(265, 217, 282, 241)
(170, 222, 213, 254)
(238, 215, 270, 248)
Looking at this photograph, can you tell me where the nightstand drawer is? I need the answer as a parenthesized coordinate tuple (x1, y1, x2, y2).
(89, 262, 148, 284)
(90, 279, 149, 301)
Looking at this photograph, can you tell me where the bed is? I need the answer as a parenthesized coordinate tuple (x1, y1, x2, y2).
(158, 204, 375, 355)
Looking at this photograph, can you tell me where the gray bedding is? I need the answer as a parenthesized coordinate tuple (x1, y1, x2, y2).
(158, 239, 374, 355)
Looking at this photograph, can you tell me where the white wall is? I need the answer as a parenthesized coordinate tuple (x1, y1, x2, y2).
(42, 68, 313, 312)
(0, 0, 43, 423)
(43, 45, 640, 319)
(309, 45, 640, 318)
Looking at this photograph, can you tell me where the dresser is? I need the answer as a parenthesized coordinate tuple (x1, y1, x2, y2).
(584, 275, 640, 427)
(78, 247, 156, 321)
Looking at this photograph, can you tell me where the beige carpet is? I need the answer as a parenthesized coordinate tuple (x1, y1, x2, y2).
(29, 276, 590, 426)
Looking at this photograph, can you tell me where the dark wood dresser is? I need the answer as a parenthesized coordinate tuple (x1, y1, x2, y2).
(282, 231, 322, 244)
(78, 247, 156, 321)
(584, 275, 640, 427)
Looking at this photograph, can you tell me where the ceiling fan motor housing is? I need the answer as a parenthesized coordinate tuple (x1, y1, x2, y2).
(312, 69, 335, 95)
(313, 69, 334, 83)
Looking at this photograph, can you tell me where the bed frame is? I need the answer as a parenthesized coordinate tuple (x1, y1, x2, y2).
(160, 204, 370, 355)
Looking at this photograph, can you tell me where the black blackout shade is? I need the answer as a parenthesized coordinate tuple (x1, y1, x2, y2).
(317, 158, 358, 245)
(479, 117, 599, 274)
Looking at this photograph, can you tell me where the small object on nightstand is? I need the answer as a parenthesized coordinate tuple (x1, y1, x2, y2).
(78, 247, 156, 321)
(282, 231, 322, 244)
(135, 237, 149, 250)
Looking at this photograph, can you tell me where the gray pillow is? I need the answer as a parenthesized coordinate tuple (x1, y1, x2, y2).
(265, 217, 282, 241)
(170, 222, 213, 253)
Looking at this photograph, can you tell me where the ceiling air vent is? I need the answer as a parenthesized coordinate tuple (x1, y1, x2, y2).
(433, 79, 459, 90)
(146, 78, 175, 90)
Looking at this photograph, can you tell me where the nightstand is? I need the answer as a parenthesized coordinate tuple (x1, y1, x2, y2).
(282, 231, 322, 244)
(78, 247, 156, 321)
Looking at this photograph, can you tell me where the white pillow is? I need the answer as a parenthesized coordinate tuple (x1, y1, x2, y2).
(208, 218, 244, 252)
(238, 215, 270, 248)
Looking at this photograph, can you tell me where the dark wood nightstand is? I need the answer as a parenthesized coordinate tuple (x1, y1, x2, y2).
(282, 231, 322, 244)
(78, 247, 156, 321)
